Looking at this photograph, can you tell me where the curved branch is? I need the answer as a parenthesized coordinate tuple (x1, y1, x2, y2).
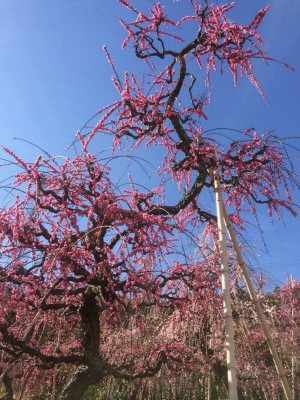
(149, 167, 207, 215)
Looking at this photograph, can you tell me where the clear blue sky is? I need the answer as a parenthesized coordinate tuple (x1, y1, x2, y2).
(0, 0, 299, 287)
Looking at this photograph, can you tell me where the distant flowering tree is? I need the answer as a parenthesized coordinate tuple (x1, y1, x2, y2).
(0, 1, 298, 399)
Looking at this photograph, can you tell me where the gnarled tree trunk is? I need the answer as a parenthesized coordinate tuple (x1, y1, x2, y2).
(59, 287, 104, 400)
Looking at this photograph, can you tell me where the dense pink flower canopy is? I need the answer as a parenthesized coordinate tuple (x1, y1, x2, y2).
(0, 1, 298, 399)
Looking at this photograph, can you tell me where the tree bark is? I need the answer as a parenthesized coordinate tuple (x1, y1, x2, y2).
(58, 286, 104, 399)
(58, 366, 101, 400)
(0, 371, 14, 400)
(79, 287, 100, 358)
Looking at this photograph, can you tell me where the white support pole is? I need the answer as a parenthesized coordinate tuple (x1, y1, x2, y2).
(222, 203, 293, 400)
(291, 275, 295, 400)
(213, 169, 238, 400)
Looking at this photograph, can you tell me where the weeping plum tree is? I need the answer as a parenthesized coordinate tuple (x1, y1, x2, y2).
(0, 1, 298, 399)
(88, 275, 300, 399)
